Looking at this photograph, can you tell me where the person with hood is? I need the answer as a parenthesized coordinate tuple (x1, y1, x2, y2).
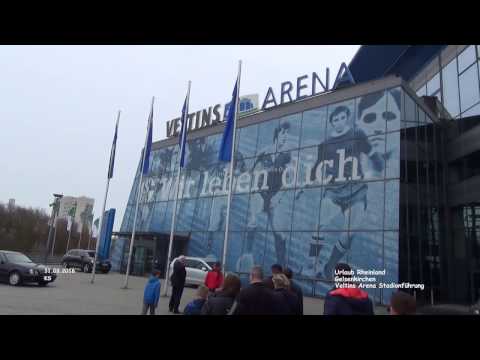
(272, 273, 299, 315)
(141, 270, 161, 315)
(184, 285, 209, 315)
(201, 273, 241, 315)
(169, 255, 187, 314)
(204, 262, 224, 293)
(323, 263, 374, 315)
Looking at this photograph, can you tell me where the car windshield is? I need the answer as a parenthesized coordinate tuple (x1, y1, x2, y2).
(5, 253, 33, 263)
(206, 262, 216, 268)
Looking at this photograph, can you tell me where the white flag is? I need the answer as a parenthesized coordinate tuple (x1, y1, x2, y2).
(67, 216, 73, 232)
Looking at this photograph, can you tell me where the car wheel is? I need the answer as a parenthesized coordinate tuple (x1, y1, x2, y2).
(83, 264, 91, 273)
(9, 271, 22, 286)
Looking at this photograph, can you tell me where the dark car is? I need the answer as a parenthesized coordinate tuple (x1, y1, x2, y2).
(61, 249, 111, 274)
(0, 251, 57, 286)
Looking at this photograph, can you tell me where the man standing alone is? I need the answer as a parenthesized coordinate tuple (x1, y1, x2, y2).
(169, 255, 187, 314)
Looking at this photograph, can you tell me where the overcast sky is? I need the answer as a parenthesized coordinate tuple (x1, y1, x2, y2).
(0, 45, 360, 230)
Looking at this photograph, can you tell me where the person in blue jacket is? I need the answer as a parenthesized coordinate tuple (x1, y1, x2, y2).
(142, 270, 161, 315)
(184, 285, 209, 315)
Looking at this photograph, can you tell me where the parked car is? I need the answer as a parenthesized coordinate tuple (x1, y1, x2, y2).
(62, 249, 111, 274)
(169, 256, 213, 286)
(0, 250, 57, 286)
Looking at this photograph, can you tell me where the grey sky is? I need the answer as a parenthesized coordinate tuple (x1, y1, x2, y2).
(0, 45, 360, 231)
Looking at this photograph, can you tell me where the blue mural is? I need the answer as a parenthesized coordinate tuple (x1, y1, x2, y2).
(119, 87, 405, 305)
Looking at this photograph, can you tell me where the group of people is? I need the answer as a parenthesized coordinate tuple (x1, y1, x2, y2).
(183, 263, 304, 315)
(142, 256, 416, 316)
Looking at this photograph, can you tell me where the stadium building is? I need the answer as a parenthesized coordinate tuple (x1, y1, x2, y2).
(112, 45, 480, 306)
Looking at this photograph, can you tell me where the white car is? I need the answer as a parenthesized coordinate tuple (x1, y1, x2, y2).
(169, 256, 214, 286)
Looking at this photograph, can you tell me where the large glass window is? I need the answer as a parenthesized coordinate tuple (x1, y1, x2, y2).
(263, 231, 290, 269)
(176, 199, 196, 232)
(386, 88, 402, 132)
(426, 73, 441, 96)
(326, 99, 355, 142)
(462, 101, 480, 117)
(416, 84, 427, 97)
(277, 113, 301, 152)
(208, 196, 227, 232)
(458, 45, 477, 74)
(300, 107, 327, 148)
(404, 93, 417, 123)
(237, 124, 258, 159)
(247, 192, 269, 231)
(442, 58, 460, 117)
(191, 197, 213, 231)
(297, 146, 319, 188)
(356, 90, 387, 137)
(266, 190, 295, 232)
(256, 118, 279, 156)
(349, 181, 384, 231)
(292, 187, 322, 231)
(229, 194, 250, 231)
(459, 63, 480, 113)
(385, 132, 401, 179)
(384, 180, 400, 230)
(320, 184, 351, 231)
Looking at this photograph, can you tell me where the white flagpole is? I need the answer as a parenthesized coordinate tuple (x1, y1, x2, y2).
(91, 110, 121, 284)
(162, 81, 191, 297)
(222, 60, 242, 275)
(123, 98, 154, 289)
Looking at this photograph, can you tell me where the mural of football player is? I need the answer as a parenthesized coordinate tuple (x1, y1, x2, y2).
(246, 120, 297, 268)
(303, 101, 385, 281)
(357, 89, 402, 179)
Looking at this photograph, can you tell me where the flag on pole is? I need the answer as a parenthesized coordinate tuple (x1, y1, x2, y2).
(179, 94, 189, 168)
(67, 216, 73, 232)
(219, 78, 239, 162)
(107, 112, 120, 179)
(92, 218, 100, 238)
(142, 104, 153, 175)
(67, 203, 76, 232)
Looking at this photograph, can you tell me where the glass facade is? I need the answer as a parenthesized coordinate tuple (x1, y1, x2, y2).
(417, 45, 480, 119)
(118, 85, 409, 305)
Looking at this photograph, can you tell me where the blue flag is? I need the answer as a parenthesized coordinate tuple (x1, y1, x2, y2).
(219, 79, 239, 162)
(179, 95, 189, 168)
(142, 103, 153, 175)
(107, 114, 119, 179)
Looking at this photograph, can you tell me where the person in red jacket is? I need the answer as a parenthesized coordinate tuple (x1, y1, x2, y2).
(205, 262, 224, 293)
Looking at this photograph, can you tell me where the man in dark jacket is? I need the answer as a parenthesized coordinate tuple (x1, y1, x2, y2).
(232, 266, 277, 315)
(284, 267, 303, 315)
(323, 263, 374, 315)
(169, 255, 187, 314)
